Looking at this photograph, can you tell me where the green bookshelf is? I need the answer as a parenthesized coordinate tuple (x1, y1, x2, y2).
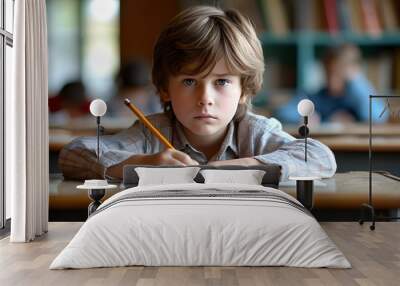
(260, 32, 400, 92)
(180, 0, 400, 111)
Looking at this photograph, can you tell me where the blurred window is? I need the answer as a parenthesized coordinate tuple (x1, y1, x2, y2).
(47, 0, 119, 99)
(83, 0, 119, 99)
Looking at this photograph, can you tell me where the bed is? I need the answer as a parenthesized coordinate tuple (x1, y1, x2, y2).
(50, 165, 350, 269)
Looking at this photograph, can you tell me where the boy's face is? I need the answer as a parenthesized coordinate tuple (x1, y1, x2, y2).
(325, 59, 346, 97)
(162, 59, 243, 141)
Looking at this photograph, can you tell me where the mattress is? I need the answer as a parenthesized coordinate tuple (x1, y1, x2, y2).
(50, 183, 351, 269)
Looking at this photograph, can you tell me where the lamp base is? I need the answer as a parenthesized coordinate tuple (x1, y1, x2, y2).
(88, 188, 105, 216)
(296, 180, 314, 211)
(359, 203, 375, 230)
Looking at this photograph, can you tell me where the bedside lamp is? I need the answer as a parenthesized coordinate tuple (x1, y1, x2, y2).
(77, 99, 116, 217)
(289, 99, 318, 211)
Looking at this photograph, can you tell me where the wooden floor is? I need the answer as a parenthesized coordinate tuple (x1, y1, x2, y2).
(0, 222, 399, 286)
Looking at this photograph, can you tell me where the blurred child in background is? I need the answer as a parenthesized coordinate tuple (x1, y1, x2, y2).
(275, 44, 388, 124)
(107, 60, 162, 118)
(48, 80, 91, 125)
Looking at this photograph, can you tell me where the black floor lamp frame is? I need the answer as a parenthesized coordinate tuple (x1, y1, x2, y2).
(359, 95, 400, 230)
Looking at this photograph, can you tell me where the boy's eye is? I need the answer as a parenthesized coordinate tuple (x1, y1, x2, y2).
(182, 79, 196, 86)
(215, 79, 231, 86)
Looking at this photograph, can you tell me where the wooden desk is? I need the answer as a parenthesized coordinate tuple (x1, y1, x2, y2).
(49, 172, 400, 211)
(284, 123, 400, 151)
(49, 117, 134, 152)
(49, 175, 121, 210)
(280, 172, 400, 209)
(49, 120, 131, 172)
(317, 136, 400, 152)
(282, 123, 400, 175)
(50, 129, 97, 152)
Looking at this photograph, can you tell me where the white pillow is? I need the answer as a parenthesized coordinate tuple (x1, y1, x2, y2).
(135, 167, 201, 186)
(200, 169, 266, 185)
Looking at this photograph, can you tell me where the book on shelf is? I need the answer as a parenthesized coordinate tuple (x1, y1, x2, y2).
(394, 49, 400, 93)
(378, 0, 399, 32)
(223, 0, 266, 33)
(293, 0, 311, 31)
(255, 0, 399, 36)
(313, 0, 328, 32)
(260, 0, 289, 36)
(323, 0, 339, 34)
(337, 0, 351, 32)
(363, 55, 392, 94)
(360, 0, 382, 37)
(263, 58, 296, 91)
(347, 0, 364, 34)
(385, 48, 400, 123)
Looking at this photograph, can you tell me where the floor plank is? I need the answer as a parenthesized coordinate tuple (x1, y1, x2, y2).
(0, 222, 399, 286)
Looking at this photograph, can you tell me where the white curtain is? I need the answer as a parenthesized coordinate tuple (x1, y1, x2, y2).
(6, 0, 49, 242)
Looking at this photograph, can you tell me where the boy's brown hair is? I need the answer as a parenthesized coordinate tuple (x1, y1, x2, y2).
(323, 44, 361, 67)
(152, 6, 264, 115)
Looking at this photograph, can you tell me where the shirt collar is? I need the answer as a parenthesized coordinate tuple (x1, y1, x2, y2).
(173, 120, 195, 153)
(215, 120, 238, 159)
(172, 119, 238, 160)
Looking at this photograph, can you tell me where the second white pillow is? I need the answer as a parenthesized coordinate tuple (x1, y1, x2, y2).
(200, 169, 266, 185)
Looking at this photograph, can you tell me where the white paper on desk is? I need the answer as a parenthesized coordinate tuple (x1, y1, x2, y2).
(279, 180, 327, 187)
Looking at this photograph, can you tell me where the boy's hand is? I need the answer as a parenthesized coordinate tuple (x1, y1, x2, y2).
(144, 149, 199, 166)
(105, 149, 199, 179)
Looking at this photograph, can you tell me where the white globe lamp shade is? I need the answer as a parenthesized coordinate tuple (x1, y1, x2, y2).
(90, 99, 107, 117)
(297, 99, 314, 117)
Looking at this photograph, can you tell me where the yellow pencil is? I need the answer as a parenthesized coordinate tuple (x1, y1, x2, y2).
(124, 98, 175, 150)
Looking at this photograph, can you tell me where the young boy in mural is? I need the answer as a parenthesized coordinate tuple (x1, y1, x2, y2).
(59, 6, 336, 181)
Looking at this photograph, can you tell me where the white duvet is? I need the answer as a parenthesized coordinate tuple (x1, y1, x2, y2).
(50, 183, 351, 269)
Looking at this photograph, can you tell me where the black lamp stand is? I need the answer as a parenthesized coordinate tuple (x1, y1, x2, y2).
(295, 116, 314, 211)
(87, 115, 105, 216)
(298, 116, 309, 162)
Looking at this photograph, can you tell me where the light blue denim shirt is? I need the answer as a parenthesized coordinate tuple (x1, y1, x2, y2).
(59, 111, 337, 181)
